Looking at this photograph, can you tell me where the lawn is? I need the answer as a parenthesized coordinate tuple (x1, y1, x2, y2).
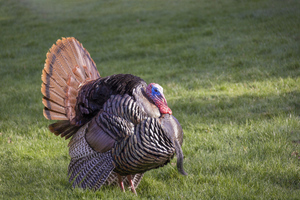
(0, 0, 299, 199)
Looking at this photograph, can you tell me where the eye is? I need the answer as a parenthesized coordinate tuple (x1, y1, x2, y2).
(154, 89, 158, 92)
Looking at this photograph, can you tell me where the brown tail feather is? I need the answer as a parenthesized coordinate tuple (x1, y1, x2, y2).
(49, 120, 71, 135)
(42, 37, 100, 137)
(42, 97, 65, 114)
(44, 107, 68, 121)
(49, 120, 80, 140)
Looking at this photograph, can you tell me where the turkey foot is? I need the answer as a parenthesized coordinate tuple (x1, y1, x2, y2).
(127, 175, 137, 195)
(117, 174, 137, 195)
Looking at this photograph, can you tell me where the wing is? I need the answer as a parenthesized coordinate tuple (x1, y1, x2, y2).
(73, 74, 147, 126)
(112, 116, 176, 175)
(67, 123, 115, 190)
(67, 94, 147, 189)
(85, 94, 148, 153)
(68, 94, 176, 189)
(87, 94, 176, 175)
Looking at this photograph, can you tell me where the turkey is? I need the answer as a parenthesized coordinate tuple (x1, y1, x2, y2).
(41, 37, 187, 194)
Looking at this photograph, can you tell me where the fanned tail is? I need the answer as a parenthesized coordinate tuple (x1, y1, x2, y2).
(41, 37, 100, 138)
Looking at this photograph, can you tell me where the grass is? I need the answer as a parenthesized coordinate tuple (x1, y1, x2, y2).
(0, 0, 299, 199)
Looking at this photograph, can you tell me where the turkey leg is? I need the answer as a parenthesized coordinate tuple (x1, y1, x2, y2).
(127, 175, 137, 195)
(117, 174, 125, 192)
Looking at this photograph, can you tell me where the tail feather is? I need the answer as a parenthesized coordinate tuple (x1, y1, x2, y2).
(43, 61, 68, 88)
(42, 37, 100, 136)
(60, 126, 80, 139)
(47, 41, 79, 83)
(43, 107, 68, 121)
(49, 120, 80, 139)
(72, 66, 85, 85)
(42, 97, 65, 114)
(45, 52, 73, 84)
(41, 71, 66, 98)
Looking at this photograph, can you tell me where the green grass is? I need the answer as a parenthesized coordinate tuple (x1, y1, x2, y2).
(0, 0, 299, 199)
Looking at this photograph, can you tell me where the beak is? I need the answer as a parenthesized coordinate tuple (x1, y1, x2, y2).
(158, 93, 167, 104)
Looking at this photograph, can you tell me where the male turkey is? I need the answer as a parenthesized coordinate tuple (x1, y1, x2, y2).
(41, 37, 187, 194)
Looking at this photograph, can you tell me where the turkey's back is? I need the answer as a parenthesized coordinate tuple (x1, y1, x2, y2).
(73, 74, 147, 126)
